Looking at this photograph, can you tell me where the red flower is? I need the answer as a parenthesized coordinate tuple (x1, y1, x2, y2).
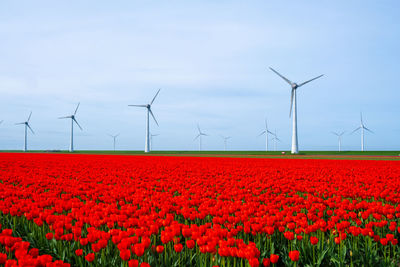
(310, 236, 319, 245)
(120, 249, 131, 261)
(75, 249, 83, 256)
(0, 253, 7, 264)
(156, 245, 164, 254)
(85, 253, 95, 262)
(186, 239, 195, 249)
(289, 250, 300, 262)
(128, 259, 139, 267)
(270, 254, 279, 264)
(174, 243, 183, 253)
(284, 231, 294, 241)
(45, 233, 53, 240)
(262, 258, 270, 267)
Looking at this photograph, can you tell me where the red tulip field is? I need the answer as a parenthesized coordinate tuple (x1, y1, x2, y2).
(0, 153, 399, 266)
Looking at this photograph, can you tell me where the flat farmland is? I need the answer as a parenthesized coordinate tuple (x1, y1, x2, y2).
(0, 153, 399, 266)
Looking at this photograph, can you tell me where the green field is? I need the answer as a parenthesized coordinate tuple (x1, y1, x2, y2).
(1, 150, 399, 160)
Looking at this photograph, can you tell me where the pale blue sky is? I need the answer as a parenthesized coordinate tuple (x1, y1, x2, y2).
(0, 1, 399, 151)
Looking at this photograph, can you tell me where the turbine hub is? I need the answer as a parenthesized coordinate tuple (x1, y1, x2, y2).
(291, 83, 298, 89)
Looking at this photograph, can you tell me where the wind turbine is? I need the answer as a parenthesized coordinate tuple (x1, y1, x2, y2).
(258, 118, 275, 151)
(108, 133, 120, 151)
(129, 89, 160, 153)
(269, 67, 323, 154)
(271, 129, 281, 151)
(15, 112, 34, 152)
(194, 124, 208, 151)
(331, 131, 345, 152)
(59, 103, 83, 152)
(150, 133, 159, 151)
(220, 135, 231, 151)
(351, 113, 373, 151)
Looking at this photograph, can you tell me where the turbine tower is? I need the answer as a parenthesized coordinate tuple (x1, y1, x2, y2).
(351, 113, 373, 151)
(269, 67, 323, 154)
(150, 133, 159, 151)
(194, 124, 208, 151)
(220, 135, 231, 151)
(258, 118, 274, 151)
(129, 89, 160, 153)
(15, 112, 34, 152)
(271, 129, 281, 151)
(331, 131, 345, 152)
(59, 103, 83, 152)
(108, 133, 120, 151)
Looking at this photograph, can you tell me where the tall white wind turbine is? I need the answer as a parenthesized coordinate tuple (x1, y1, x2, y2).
(194, 124, 208, 151)
(59, 103, 83, 152)
(351, 113, 373, 151)
(220, 135, 231, 151)
(129, 89, 160, 153)
(269, 67, 323, 154)
(108, 133, 120, 151)
(15, 112, 34, 152)
(331, 131, 345, 152)
(258, 118, 275, 151)
(150, 133, 159, 151)
(271, 129, 281, 151)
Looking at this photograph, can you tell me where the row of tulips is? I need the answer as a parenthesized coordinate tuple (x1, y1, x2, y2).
(0, 153, 400, 266)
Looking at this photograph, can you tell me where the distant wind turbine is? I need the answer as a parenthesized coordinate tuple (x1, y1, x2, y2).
(220, 135, 231, 151)
(150, 133, 159, 151)
(0, 120, 3, 125)
(331, 131, 345, 152)
(194, 124, 208, 151)
(269, 67, 323, 154)
(108, 133, 120, 151)
(129, 89, 160, 153)
(59, 103, 83, 152)
(258, 118, 275, 151)
(15, 112, 34, 152)
(271, 129, 281, 151)
(351, 113, 373, 151)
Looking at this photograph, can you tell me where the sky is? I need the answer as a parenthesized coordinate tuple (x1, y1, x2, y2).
(0, 1, 399, 151)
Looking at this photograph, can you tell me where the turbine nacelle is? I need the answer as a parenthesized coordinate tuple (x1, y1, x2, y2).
(291, 83, 298, 89)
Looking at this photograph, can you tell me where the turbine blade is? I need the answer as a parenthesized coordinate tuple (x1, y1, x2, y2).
(128, 104, 147, 107)
(265, 118, 268, 130)
(267, 130, 275, 135)
(350, 127, 361, 134)
(298, 74, 324, 87)
(116, 133, 120, 137)
(15, 122, 25, 125)
(360, 112, 364, 126)
(27, 111, 32, 122)
(194, 134, 200, 141)
(58, 116, 71, 119)
(331, 131, 339, 136)
(258, 131, 266, 137)
(289, 89, 294, 117)
(27, 123, 34, 134)
(364, 127, 373, 133)
(150, 88, 161, 105)
(74, 103, 80, 115)
(149, 108, 159, 126)
(73, 118, 83, 130)
(340, 131, 345, 136)
(269, 67, 292, 85)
